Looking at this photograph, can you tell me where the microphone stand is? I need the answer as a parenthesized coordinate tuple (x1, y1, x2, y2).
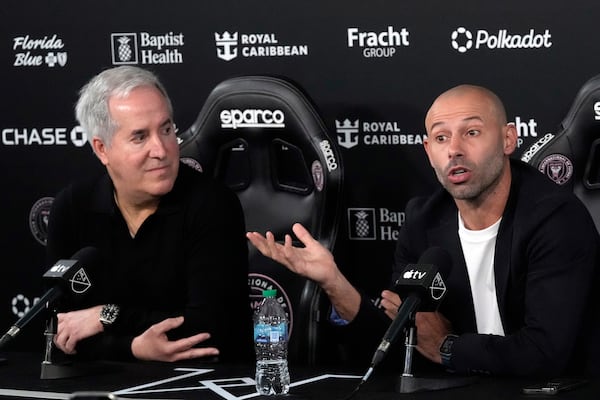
(40, 312, 102, 379)
(396, 313, 478, 393)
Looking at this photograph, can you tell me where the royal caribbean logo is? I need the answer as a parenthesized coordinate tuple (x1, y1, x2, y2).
(111, 32, 184, 65)
(348, 207, 405, 241)
(12, 34, 68, 68)
(451, 26, 552, 53)
(214, 31, 308, 61)
(335, 119, 426, 149)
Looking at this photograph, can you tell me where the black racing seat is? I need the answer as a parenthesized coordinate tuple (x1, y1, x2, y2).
(520, 74, 600, 232)
(178, 76, 343, 365)
(520, 74, 600, 377)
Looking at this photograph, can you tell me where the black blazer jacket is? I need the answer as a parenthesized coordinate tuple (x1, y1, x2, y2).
(351, 159, 600, 377)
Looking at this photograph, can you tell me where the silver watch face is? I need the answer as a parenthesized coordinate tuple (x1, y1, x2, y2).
(440, 334, 457, 355)
(100, 304, 120, 325)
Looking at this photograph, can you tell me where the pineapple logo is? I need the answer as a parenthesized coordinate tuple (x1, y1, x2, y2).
(111, 33, 138, 65)
(348, 208, 376, 240)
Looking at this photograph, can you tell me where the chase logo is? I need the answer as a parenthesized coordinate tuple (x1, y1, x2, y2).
(111, 33, 138, 64)
(2, 126, 87, 147)
(348, 208, 376, 240)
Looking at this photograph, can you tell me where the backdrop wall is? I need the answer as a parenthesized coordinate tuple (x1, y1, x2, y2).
(2, 0, 599, 351)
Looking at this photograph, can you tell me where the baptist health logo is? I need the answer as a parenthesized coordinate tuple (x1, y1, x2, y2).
(348, 208, 404, 241)
(451, 26, 552, 53)
(12, 34, 68, 67)
(111, 32, 184, 65)
(215, 31, 308, 61)
(335, 119, 426, 149)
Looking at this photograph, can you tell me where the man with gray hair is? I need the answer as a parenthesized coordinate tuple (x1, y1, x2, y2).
(46, 66, 251, 362)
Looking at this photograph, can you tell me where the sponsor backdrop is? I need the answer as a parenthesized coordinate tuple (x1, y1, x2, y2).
(1, 0, 599, 353)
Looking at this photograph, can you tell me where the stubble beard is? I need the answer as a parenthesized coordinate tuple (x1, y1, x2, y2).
(437, 153, 505, 202)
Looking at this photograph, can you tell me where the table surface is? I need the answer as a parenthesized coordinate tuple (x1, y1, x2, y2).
(0, 352, 597, 400)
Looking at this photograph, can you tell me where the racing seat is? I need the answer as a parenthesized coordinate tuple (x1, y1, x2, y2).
(520, 74, 600, 233)
(178, 76, 343, 365)
(520, 74, 600, 376)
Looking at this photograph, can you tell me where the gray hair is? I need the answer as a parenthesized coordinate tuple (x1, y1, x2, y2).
(75, 66, 173, 146)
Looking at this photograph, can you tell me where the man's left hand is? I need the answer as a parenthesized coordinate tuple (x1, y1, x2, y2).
(54, 305, 104, 354)
(415, 311, 452, 364)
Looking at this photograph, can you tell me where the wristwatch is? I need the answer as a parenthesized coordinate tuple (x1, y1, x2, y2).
(439, 334, 458, 368)
(99, 304, 120, 327)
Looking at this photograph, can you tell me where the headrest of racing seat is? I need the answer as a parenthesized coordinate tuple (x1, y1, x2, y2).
(178, 75, 343, 365)
(521, 74, 600, 233)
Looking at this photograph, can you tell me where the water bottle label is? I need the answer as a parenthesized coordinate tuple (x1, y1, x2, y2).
(254, 323, 287, 343)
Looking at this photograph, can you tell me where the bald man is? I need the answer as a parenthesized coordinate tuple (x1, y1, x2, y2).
(247, 85, 599, 377)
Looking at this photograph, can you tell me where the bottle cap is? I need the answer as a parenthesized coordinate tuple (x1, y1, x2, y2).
(262, 289, 277, 298)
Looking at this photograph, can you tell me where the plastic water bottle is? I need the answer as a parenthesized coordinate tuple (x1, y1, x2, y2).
(254, 289, 290, 395)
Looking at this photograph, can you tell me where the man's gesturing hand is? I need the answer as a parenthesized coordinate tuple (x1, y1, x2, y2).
(131, 316, 219, 362)
(246, 223, 338, 286)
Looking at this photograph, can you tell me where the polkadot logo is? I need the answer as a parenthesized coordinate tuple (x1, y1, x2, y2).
(451, 27, 473, 53)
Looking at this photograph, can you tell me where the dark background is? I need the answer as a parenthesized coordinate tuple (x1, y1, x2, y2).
(1, 0, 599, 351)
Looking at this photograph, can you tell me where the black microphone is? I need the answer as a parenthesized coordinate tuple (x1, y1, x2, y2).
(364, 247, 451, 380)
(0, 247, 99, 349)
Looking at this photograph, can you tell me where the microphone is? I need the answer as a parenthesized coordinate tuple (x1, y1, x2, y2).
(365, 247, 451, 379)
(0, 247, 99, 349)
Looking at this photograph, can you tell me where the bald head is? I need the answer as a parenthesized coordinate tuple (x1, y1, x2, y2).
(425, 85, 508, 134)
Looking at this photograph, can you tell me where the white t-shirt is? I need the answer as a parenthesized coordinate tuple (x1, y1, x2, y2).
(458, 213, 505, 336)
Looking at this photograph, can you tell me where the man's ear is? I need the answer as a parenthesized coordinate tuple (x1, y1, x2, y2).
(423, 136, 434, 167)
(91, 137, 109, 165)
(504, 123, 518, 155)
